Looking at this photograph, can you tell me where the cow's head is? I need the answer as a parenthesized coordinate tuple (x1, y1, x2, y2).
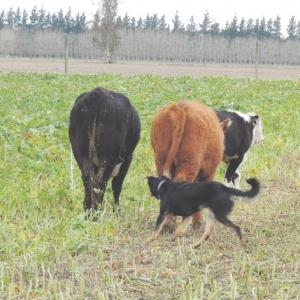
(247, 113, 264, 145)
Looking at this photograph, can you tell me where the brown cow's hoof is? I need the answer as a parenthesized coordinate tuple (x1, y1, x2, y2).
(192, 220, 202, 230)
(162, 223, 176, 233)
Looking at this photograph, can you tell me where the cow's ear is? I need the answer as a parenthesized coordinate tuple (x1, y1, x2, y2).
(221, 118, 232, 132)
(251, 114, 259, 125)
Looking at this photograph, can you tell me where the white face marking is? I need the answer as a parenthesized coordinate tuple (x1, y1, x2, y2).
(233, 110, 252, 123)
(111, 162, 122, 177)
(252, 118, 264, 145)
(230, 110, 263, 144)
(246, 113, 264, 145)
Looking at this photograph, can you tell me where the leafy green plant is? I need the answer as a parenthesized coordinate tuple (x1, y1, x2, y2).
(0, 72, 299, 299)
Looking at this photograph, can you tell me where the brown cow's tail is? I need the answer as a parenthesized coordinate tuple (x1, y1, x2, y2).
(162, 103, 187, 178)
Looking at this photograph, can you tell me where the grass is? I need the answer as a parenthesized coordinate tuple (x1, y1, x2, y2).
(0, 72, 300, 299)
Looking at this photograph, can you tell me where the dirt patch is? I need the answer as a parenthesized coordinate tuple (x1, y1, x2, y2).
(1, 57, 300, 80)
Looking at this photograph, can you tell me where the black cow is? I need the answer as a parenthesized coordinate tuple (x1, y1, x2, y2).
(69, 87, 141, 212)
(216, 110, 264, 189)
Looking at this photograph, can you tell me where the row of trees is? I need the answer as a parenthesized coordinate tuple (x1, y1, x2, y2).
(122, 11, 297, 40)
(1, 5, 300, 39)
(1, 1, 300, 65)
(0, 6, 89, 33)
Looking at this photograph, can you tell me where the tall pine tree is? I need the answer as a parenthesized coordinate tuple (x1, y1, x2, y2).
(186, 15, 197, 37)
(64, 7, 73, 33)
(57, 9, 66, 31)
(199, 11, 212, 34)
(172, 11, 185, 32)
(38, 6, 46, 29)
(266, 18, 274, 38)
(21, 9, 28, 27)
(130, 17, 136, 30)
(273, 15, 282, 39)
(150, 14, 159, 29)
(136, 17, 143, 28)
(158, 15, 168, 30)
(0, 10, 5, 30)
(6, 8, 15, 29)
(238, 18, 246, 37)
(286, 15, 297, 38)
(29, 6, 39, 27)
(296, 21, 300, 38)
(123, 12, 130, 29)
(143, 14, 151, 29)
(14, 8, 22, 29)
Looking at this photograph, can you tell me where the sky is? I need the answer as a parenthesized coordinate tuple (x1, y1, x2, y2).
(1, 0, 299, 36)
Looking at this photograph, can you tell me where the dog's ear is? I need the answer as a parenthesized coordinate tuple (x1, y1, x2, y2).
(147, 176, 157, 187)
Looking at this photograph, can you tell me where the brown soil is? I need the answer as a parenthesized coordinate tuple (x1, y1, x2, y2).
(1, 57, 300, 80)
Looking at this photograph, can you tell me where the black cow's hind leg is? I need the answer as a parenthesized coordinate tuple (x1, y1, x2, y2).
(82, 173, 92, 210)
(111, 157, 132, 210)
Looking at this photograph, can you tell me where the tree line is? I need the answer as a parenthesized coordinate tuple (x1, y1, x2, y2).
(1, 5, 300, 39)
(0, 6, 89, 33)
(1, 1, 300, 66)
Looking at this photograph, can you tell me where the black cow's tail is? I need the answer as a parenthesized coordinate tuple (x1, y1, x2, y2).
(88, 102, 99, 201)
(226, 178, 260, 202)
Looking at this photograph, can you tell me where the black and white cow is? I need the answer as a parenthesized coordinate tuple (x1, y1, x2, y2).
(69, 87, 141, 212)
(216, 110, 264, 189)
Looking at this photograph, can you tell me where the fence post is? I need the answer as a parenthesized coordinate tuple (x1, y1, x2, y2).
(65, 35, 69, 73)
(255, 41, 259, 79)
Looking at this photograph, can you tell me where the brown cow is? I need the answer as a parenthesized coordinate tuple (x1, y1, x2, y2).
(150, 101, 228, 230)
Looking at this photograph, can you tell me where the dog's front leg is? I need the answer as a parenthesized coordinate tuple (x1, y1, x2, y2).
(175, 216, 193, 238)
(147, 213, 167, 242)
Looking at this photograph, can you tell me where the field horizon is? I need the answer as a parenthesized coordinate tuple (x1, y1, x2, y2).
(1, 57, 300, 80)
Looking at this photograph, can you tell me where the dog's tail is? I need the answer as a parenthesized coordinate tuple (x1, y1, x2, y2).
(162, 102, 187, 178)
(227, 178, 260, 201)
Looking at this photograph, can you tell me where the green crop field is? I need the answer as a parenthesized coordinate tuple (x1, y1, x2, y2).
(0, 72, 299, 299)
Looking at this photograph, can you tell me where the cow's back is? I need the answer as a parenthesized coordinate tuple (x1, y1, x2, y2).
(151, 101, 224, 182)
(176, 102, 224, 181)
(70, 87, 140, 161)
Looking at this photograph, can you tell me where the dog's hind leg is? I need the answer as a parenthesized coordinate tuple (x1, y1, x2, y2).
(193, 210, 216, 248)
(215, 214, 244, 247)
(175, 216, 193, 237)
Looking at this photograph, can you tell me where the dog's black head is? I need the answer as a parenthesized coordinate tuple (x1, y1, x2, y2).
(147, 176, 170, 199)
